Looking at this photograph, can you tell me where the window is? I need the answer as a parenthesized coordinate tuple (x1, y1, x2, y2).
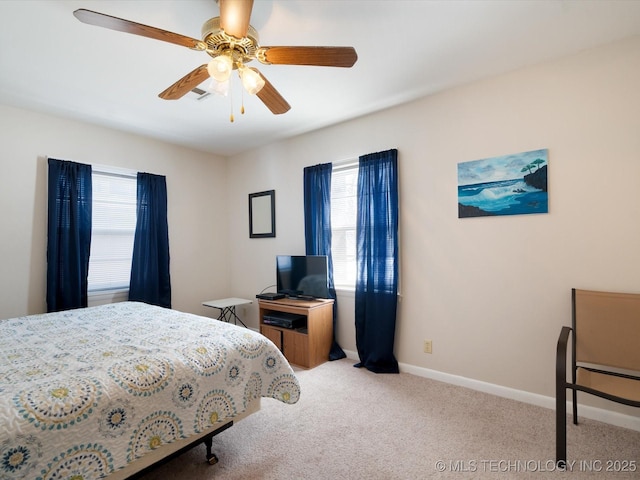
(331, 163, 358, 288)
(88, 168, 137, 292)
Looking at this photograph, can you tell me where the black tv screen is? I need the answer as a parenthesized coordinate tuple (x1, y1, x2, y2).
(276, 255, 330, 299)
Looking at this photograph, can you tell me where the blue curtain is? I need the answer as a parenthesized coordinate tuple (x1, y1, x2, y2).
(354, 149, 399, 373)
(46, 158, 92, 312)
(303, 163, 346, 361)
(129, 172, 171, 308)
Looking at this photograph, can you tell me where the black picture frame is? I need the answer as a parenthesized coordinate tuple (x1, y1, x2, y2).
(249, 190, 276, 238)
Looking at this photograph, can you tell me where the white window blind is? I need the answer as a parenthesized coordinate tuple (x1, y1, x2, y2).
(88, 170, 137, 292)
(331, 163, 358, 288)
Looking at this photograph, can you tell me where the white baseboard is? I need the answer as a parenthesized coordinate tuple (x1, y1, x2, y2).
(341, 349, 640, 432)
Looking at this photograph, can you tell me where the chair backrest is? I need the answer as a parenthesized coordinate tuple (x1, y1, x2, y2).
(573, 288, 640, 371)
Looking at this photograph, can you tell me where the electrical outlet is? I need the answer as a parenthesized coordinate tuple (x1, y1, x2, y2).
(423, 339, 432, 354)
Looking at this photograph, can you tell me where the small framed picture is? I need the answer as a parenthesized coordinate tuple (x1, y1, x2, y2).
(249, 190, 276, 238)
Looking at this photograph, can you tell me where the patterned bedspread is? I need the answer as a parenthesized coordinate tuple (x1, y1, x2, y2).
(0, 302, 300, 479)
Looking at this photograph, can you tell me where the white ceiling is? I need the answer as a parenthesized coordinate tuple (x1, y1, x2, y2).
(2, 0, 640, 156)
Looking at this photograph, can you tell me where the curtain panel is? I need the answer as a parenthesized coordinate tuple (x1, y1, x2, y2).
(46, 158, 93, 312)
(303, 163, 346, 360)
(129, 172, 171, 308)
(354, 149, 399, 373)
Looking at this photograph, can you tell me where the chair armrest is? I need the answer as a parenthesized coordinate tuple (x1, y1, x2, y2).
(556, 326, 572, 385)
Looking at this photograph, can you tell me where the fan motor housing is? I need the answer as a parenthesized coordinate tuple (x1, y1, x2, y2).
(202, 17, 259, 62)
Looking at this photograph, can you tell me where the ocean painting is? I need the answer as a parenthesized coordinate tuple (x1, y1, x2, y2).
(458, 149, 548, 218)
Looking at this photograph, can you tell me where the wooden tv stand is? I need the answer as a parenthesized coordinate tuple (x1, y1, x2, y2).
(258, 298, 334, 369)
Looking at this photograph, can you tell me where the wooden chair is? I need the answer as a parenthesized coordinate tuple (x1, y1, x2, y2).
(556, 288, 640, 465)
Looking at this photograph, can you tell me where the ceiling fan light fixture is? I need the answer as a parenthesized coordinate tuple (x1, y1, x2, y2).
(208, 78, 230, 96)
(207, 54, 233, 82)
(72, 6, 355, 117)
(238, 65, 265, 95)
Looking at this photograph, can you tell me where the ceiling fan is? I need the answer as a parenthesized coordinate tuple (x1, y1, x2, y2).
(73, 0, 358, 120)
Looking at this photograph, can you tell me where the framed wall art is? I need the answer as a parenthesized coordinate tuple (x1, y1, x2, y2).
(458, 149, 548, 218)
(249, 190, 276, 238)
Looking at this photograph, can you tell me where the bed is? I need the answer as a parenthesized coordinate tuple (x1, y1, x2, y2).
(0, 301, 301, 479)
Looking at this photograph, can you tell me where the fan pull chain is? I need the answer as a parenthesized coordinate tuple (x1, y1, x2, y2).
(241, 86, 246, 115)
(229, 80, 234, 123)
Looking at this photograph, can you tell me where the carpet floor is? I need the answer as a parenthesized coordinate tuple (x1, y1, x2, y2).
(137, 358, 639, 479)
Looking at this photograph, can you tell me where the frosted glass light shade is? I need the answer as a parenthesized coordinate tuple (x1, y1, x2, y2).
(238, 66, 265, 95)
(207, 55, 233, 82)
(208, 78, 229, 96)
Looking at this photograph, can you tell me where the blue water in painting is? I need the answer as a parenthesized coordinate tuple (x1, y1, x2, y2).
(458, 178, 547, 215)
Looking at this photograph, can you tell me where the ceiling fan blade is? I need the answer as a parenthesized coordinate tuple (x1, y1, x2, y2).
(73, 9, 206, 51)
(252, 68, 291, 115)
(159, 65, 210, 100)
(219, 0, 254, 39)
(258, 46, 358, 67)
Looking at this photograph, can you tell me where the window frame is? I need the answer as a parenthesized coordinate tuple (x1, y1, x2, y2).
(87, 165, 137, 298)
(331, 161, 359, 291)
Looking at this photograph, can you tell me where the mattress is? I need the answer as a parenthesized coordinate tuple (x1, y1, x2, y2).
(0, 302, 300, 479)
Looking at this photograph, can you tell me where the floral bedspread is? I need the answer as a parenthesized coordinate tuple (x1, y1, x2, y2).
(0, 302, 300, 479)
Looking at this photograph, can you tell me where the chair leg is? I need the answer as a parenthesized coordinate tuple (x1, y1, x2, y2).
(572, 388, 578, 425)
(556, 386, 567, 466)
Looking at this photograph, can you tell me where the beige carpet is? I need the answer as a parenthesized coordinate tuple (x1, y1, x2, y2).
(137, 359, 639, 479)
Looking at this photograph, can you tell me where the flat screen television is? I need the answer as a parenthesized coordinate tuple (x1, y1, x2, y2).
(276, 255, 330, 299)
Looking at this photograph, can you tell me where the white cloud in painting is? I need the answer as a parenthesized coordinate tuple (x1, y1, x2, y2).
(458, 149, 547, 185)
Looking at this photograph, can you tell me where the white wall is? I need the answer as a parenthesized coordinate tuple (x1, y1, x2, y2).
(226, 36, 640, 419)
(0, 105, 229, 319)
